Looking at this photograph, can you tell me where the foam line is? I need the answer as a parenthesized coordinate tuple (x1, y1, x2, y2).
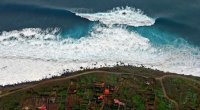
(76, 6, 155, 27)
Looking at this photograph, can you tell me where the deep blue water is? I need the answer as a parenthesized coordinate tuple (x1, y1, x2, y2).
(0, 0, 200, 45)
(0, 3, 94, 38)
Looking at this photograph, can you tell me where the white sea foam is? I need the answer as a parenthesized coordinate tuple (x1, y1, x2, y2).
(0, 25, 200, 85)
(76, 6, 155, 27)
(0, 26, 151, 61)
(0, 7, 200, 85)
(0, 58, 118, 86)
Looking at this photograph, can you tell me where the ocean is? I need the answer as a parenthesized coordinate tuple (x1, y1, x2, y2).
(0, 0, 200, 85)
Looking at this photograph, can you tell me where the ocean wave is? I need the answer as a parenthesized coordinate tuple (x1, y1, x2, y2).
(0, 6, 200, 85)
(0, 25, 200, 76)
(0, 3, 92, 31)
(0, 25, 151, 61)
(76, 6, 155, 27)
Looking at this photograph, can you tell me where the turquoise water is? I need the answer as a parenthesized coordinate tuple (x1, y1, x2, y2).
(0, 1, 199, 76)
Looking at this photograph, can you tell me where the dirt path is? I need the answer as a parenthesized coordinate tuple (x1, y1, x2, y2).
(2, 70, 200, 110)
(157, 75, 200, 85)
(0, 70, 121, 98)
(156, 75, 200, 110)
(158, 78, 179, 110)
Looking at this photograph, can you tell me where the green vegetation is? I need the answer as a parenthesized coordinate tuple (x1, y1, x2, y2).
(132, 95, 145, 110)
(155, 87, 175, 110)
(1, 66, 200, 110)
(163, 77, 200, 109)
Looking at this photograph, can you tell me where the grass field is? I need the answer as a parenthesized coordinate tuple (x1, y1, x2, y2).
(0, 66, 200, 110)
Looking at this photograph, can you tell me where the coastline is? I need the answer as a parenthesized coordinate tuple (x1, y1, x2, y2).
(0, 57, 199, 86)
(0, 57, 125, 86)
(0, 65, 173, 95)
(1, 63, 200, 109)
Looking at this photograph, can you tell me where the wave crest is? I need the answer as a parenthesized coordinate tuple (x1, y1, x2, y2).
(0, 25, 151, 61)
(76, 6, 155, 27)
(0, 7, 200, 85)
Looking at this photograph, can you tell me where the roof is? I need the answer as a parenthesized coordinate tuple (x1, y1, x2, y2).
(104, 89, 110, 95)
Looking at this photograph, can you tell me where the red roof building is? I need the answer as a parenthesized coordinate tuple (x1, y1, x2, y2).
(40, 104, 47, 110)
(98, 95, 104, 100)
(104, 89, 110, 95)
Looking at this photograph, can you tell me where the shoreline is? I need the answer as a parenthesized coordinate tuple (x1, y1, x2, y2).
(1, 63, 200, 109)
(0, 65, 172, 95)
(0, 57, 121, 86)
(1, 63, 200, 97)
(0, 57, 199, 86)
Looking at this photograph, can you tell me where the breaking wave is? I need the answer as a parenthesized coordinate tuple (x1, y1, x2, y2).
(0, 6, 200, 85)
(76, 6, 155, 27)
(1, 25, 200, 75)
(0, 26, 151, 61)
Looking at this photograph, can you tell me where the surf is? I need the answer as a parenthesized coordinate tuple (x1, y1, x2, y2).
(0, 6, 200, 85)
(76, 6, 155, 27)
